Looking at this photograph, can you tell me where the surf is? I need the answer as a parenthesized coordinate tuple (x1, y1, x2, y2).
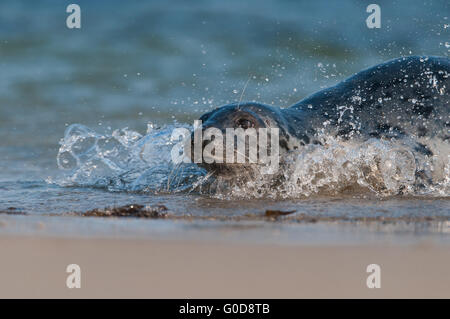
(55, 122, 450, 199)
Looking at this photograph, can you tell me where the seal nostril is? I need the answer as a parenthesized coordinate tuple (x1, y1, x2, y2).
(236, 118, 254, 129)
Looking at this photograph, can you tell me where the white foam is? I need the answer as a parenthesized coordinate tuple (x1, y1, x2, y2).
(55, 124, 450, 198)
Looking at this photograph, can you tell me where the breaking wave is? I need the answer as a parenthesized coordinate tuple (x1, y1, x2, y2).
(54, 123, 450, 199)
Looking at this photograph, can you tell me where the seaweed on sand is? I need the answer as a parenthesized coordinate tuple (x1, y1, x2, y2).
(82, 204, 169, 219)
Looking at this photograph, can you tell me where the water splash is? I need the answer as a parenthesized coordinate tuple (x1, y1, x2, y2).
(55, 124, 449, 198)
(56, 123, 204, 193)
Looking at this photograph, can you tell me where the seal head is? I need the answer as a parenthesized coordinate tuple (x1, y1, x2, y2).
(192, 102, 289, 177)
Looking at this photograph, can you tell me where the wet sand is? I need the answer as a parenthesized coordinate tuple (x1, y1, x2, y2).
(1, 236, 450, 298)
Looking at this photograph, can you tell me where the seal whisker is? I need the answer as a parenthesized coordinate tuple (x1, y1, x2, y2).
(237, 75, 252, 110)
(188, 170, 215, 193)
(233, 148, 252, 163)
(167, 162, 182, 191)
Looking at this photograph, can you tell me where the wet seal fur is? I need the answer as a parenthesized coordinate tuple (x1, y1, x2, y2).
(196, 56, 450, 179)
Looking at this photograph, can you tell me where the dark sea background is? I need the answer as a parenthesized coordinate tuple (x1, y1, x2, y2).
(0, 0, 449, 241)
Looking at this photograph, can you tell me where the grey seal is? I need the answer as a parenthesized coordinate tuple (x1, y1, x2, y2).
(194, 56, 450, 179)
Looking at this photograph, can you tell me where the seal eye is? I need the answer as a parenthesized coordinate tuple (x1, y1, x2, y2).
(236, 118, 254, 129)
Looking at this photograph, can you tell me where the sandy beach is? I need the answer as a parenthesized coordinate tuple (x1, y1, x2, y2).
(1, 235, 449, 298)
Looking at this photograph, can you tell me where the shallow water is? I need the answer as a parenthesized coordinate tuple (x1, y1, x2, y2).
(0, 0, 449, 240)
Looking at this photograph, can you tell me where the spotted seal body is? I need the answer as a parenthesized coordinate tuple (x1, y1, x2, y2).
(196, 56, 450, 175)
(286, 56, 449, 146)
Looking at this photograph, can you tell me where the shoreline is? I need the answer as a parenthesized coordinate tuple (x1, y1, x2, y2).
(1, 213, 449, 245)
